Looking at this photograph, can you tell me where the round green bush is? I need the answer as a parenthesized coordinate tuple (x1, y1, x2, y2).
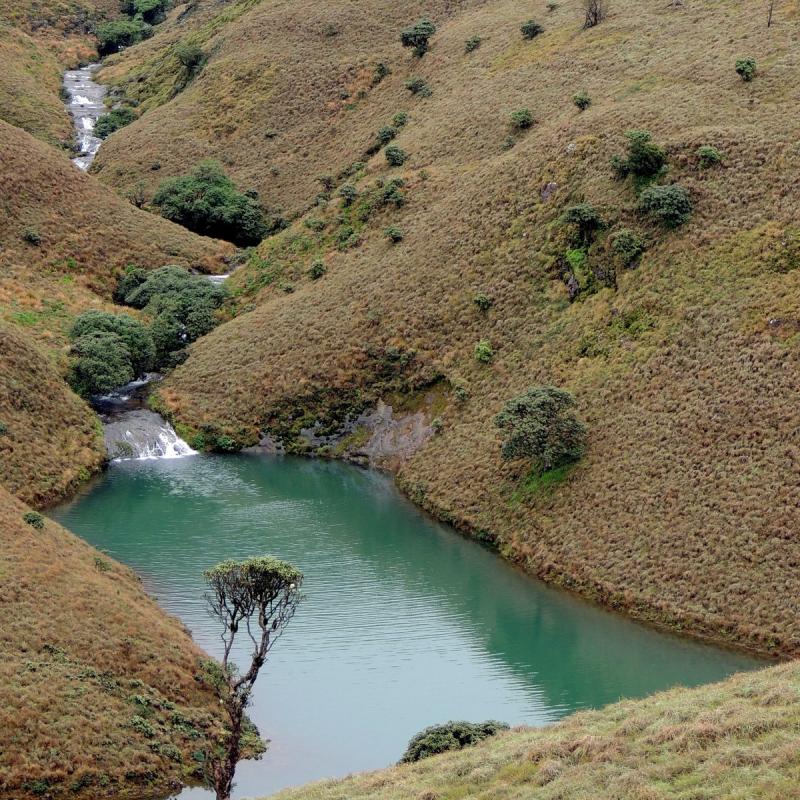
(572, 91, 591, 110)
(638, 184, 693, 228)
(510, 108, 534, 130)
(697, 145, 723, 169)
(400, 721, 509, 763)
(385, 146, 407, 166)
(520, 20, 544, 39)
(401, 18, 436, 57)
(735, 57, 756, 82)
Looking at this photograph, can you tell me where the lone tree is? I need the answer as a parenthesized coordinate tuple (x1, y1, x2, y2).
(401, 18, 436, 56)
(583, 0, 607, 28)
(203, 557, 303, 800)
(494, 386, 586, 473)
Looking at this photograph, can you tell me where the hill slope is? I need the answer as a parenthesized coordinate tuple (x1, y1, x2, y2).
(271, 660, 800, 800)
(0, 485, 222, 799)
(0, 324, 104, 507)
(117, 0, 800, 656)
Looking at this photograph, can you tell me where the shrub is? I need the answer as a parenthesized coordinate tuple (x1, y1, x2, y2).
(115, 266, 227, 365)
(572, 91, 591, 110)
(495, 386, 586, 472)
(339, 184, 358, 205)
(385, 225, 404, 242)
(392, 111, 408, 127)
(0, 421, 7, 435)
(70, 310, 155, 377)
(23, 511, 45, 530)
(400, 721, 509, 763)
(465, 35, 482, 52)
(130, 715, 156, 739)
(376, 126, 398, 146)
(95, 18, 151, 55)
(380, 178, 406, 206)
(611, 228, 646, 266)
(611, 130, 667, 184)
(697, 145, 723, 169)
(638, 184, 693, 228)
(474, 339, 494, 363)
(401, 18, 436, 57)
(152, 160, 268, 246)
(69, 331, 135, 396)
(122, 0, 169, 23)
(561, 202, 602, 246)
(304, 217, 326, 232)
(520, 20, 544, 39)
(175, 40, 204, 70)
(94, 107, 136, 139)
(405, 77, 432, 96)
(510, 108, 534, 130)
(22, 227, 41, 245)
(372, 62, 391, 85)
(473, 293, 492, 312)
(735, 57, 756, 81)
(385, 145, 407, 166)
(308, 260, 327, 279)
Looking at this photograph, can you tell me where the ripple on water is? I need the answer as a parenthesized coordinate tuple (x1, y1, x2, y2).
(52, 454, 765, 799)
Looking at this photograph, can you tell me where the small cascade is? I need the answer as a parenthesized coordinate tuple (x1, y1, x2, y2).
(63, 64, 107, 171)
(103, 409, 197, 461)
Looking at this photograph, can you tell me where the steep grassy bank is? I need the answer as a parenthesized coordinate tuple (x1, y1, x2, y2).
(270, 660, 800, 800)
(0, 485, 223, 799)
(120, 0, 800, 656)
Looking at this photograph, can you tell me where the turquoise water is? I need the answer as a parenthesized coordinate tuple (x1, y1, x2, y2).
(54, 454, 764, 798)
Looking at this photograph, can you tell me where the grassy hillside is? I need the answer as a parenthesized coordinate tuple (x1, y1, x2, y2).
(271, 660, 800, 800)
(0, 24, 73, 146)
(0, 324, 104, 507)
(107, 0, 800, 657)
(0, 485, 222, 799)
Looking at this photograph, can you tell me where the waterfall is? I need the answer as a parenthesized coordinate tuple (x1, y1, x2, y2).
(103, 409, 197, 461)
(63, 64, 107, 171)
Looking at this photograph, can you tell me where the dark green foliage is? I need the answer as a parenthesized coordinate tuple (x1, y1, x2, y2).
(638, 184, 693, 228)
(69, 331, 135, 396)
(114, 265, 147, 304)
(697, 145, 723, 168)
(174, 40, 204, 71)
(465, 35, 482, 52)
(95, 18, 152, 55)
(120, 0, 169, 24)
(308, 260, 327, 279)
(152, 160, 268, 246)
(405, 77, 432, 97)
(376, 126, 398, 146)
(392, 111, 408, 127)
(372, 62, 391, 85)
(0, 422, 7, 435)
(561, 202, 602, 246)
(385, 145, 407, 166)
(23, 511, 45, 530)
(70, 310, 155, 377)
(735, 57, 756, 81)
(339, 184, 358, 206)
(94, 107, 136, 139)
(384, 225, 403, 242)
(400, 721, 509, 763)
(510, 108, 534, 130)
(401, 18, 436, 57)
(22, 228, 41, 245)
(380, 178, 406, 207)
(473, 293, 492, 312)
(572, 91, 591, 110)
(611, 130, 667, 184)
(474, 339, 494, 363)
(495, 386, 587, 472)
(611, 228, 646, 267)
(520, 20, 544, 39)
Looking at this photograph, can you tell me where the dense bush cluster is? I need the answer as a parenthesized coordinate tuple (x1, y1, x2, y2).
(520, 20, 544, 39)
(94, 107, 136, 139)
(405, 77, 432, 97)
(638, 184, 693, 228)
(152, 161, 268, 246)
(95, 18, 152, 55)
(400, 721, 509, 763)
(495, 386, 586, 474)
(611, 130, 667, 184)
(67, 267, 228, 397)
(510, 108, 534, 130)
(735, 57, 757, 81)
(401, 18, 436, 57)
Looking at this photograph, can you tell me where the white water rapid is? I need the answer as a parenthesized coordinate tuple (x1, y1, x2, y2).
(63, 64, 107, 170)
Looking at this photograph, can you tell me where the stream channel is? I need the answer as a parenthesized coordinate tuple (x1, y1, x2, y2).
(57, 65, 767, 800)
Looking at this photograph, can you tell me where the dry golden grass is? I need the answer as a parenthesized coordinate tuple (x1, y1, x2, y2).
(270, 660, 800, 800)
(0, 485, 222, 799)
(110, 0, 800, 656)
(0, 323, 104, 507)
(0, 24, 72, 146)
